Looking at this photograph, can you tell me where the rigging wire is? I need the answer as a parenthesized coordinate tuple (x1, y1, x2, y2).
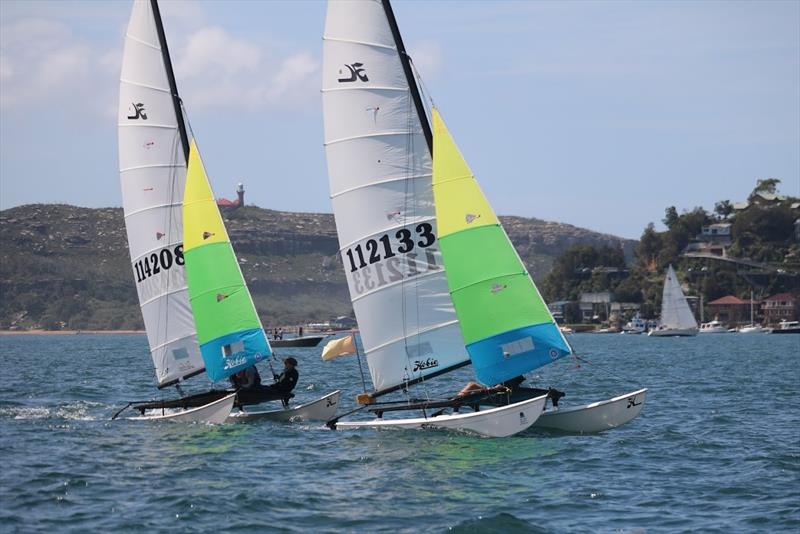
(409, 59, 435, 111)
(570, 352, 638, 384)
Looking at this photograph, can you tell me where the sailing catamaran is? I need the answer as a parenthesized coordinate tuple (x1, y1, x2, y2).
(321, 0, 645, 436)
(648, 264, 699, 337)
(115, 0, 339, 422)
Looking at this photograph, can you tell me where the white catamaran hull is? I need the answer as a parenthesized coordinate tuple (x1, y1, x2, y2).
(227, 390, 341, 422)
(534, 388, 647, 433)
(335, 394, 548, 438)
(648, 327, 698, 337)
(130, 392, 236, 424)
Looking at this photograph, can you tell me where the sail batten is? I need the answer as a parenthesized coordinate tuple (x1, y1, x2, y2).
(324, 130, 422, 147)
(362, 319, 462, 353)
(119, 79, 170, 92)
(323, 36, 397, 50)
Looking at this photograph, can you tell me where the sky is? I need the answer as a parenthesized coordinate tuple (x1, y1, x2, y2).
(0, 0, 798, 239)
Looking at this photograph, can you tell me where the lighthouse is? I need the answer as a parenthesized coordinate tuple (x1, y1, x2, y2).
(237, 182, 244, 207)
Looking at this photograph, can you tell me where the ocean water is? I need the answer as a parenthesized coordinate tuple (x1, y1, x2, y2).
(0, 332, 798, 533)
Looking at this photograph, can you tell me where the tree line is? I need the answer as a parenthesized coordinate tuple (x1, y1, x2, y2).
(542, 179, 799, 323)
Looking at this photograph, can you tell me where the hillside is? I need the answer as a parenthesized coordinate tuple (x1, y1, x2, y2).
(0, 204, 635, 330)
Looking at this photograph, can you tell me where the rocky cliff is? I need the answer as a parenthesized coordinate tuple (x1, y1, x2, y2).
(0, 204, 635, 330)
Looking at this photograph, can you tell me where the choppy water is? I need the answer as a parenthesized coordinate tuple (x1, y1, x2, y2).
(0, 332, 798, 532)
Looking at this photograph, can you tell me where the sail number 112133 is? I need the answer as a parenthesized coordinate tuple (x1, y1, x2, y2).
(345, 223, 435, 273)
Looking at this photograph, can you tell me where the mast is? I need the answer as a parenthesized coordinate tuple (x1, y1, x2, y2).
(150, 0, 190, 163)
(381, 0, 433, 154)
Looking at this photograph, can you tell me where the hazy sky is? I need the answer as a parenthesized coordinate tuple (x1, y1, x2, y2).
(1, 0, 798, 239)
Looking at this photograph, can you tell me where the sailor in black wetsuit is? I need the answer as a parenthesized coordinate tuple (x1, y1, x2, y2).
(268, 357, 299, 394)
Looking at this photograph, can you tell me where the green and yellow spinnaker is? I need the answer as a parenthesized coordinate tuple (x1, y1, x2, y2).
(431, 108, 570, 385)
(183, 140, 271, 381)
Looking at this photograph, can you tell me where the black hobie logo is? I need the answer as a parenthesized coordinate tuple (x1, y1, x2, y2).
(338, 63, 368, 82)
(412, 358, 439, 372)
(127, 102, 147, 120)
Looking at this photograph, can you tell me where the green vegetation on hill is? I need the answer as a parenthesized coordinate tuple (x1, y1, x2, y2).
(0, 204, 634, 330)
(543, 178, 799, 323)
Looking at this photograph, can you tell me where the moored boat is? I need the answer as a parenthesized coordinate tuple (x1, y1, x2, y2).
(736, 290, 766, 333)
(770, 320, 800, 334)
(699, 319, 729, 333)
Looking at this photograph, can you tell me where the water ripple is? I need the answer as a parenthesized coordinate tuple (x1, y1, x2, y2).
(0, 333, 798, 531)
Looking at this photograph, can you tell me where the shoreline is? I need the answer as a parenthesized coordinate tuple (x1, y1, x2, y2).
(0, 330, 146, 336)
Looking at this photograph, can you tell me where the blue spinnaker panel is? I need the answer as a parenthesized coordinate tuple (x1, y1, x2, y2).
(199, 328, 271, 382)
(467, 323, 571, 385)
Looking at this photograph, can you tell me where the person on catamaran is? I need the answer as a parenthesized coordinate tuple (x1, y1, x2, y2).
(264, 357, 299, 394)
(230, 365, 261, 390)
(455, 381, 507, 398)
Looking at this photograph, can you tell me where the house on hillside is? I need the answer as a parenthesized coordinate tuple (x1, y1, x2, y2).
(707, 295, 760, 325)
(579, 291, 613, 322)
(763, 293, 798, 324)
(733, 191, 792, 213)
(683, 222, 732, 257)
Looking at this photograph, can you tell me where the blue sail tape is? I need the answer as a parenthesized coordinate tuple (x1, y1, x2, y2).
(200, 328, 272, 382)
(466, 323, 570, 386)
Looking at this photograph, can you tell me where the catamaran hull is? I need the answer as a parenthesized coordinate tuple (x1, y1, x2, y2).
(129, 392, 236, 424)
(270, 336, 325, 347)
(534, 388, 647, 433)
(334, 394, 547, 438)
(227, 390, 341, 422)
(648, 328, 698, 337)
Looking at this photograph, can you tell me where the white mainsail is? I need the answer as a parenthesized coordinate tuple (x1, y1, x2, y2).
(322, 0, 469, 392)
(118, 0, 204, 386)
(659, 265, 698, 330)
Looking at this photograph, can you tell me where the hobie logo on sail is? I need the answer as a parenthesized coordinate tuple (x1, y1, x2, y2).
(412, 358, 439, 372)
(127, 102, 147, 120)
(338, 62, 368, 82)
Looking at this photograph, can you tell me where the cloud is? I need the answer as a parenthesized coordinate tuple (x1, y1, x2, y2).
(0, 5, 320, 118)
(175, 26, 319, 113)
(0, 17, 117, 117)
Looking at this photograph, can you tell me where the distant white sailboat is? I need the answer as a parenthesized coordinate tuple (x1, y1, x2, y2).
(737, 290, 766, 333)
(648, 265, 698, 337)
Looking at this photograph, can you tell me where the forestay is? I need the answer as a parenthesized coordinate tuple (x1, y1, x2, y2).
(183, 141, 272, 382)
(118, 0, 204, 387)
(431, 109, 571, 385)
(322, 0, 469, 392)
(660, 265, 697, 330)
